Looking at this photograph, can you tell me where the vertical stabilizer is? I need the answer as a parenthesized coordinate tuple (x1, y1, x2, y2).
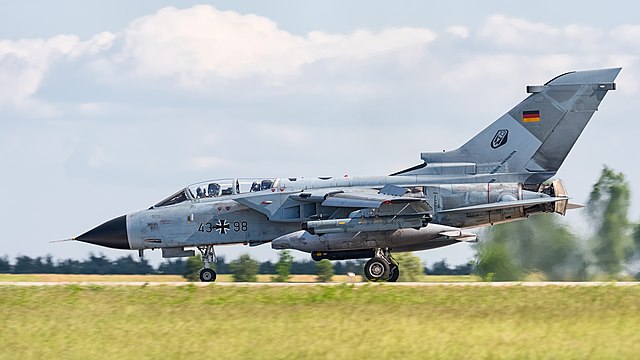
(395, 68, 620, 183)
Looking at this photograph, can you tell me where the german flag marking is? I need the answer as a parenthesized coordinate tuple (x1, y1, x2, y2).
(522, 110, 540, 123)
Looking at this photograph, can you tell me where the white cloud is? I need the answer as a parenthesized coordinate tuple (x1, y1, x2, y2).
(478, 14, 559, 49)
(446, 26, 469, 39)
(478, 14, 606, 53)
(0, 32, 115, 113)
(0, 35, 75, 111)
(115, 5, 436, 87)
(610, 24, 640, 49)
(307, 27, 436, 61)
(441, 53, 575, 93)
(2, 9, 640, 114)
(70, 32, 116, 58)
(117, 6, 308, 83)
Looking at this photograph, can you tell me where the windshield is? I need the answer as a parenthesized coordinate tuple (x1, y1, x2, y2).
(154, 189, 189, 208)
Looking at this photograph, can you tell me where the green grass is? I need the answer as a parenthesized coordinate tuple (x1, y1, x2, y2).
(0, 273, 480, 283)
(0, 274, 186, 282)
(1, 285, 639, 359)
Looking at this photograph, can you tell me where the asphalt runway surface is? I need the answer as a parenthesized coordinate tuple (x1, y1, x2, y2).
(1, 281, 638, 287)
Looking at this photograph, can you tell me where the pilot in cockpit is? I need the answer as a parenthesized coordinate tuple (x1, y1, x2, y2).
(250, 182, 260, 192)
(208, 183, 220, 197)
(196, 187, 204, 198)
(261, 179, 273, 190)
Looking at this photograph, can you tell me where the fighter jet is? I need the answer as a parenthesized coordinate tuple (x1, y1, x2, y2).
(73, 68, 620, 282)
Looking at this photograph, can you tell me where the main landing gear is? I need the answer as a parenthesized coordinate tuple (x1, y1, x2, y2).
(197, 245, 217, 282)
(364, 248, 399, 282)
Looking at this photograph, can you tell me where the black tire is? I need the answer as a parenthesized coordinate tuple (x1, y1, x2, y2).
(388, 266, 399, 282)
(199, 268, 217, 282)
(364, 257, 390, 282)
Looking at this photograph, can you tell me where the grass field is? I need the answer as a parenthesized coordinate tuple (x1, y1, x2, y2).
(0, 273, 480, 283)
(1, 284, 639, 359)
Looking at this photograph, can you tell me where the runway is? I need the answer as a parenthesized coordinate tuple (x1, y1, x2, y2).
(1, 281, 639, 287)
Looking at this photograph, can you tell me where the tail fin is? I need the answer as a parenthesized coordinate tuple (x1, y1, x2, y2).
(395, 68, 620, 183)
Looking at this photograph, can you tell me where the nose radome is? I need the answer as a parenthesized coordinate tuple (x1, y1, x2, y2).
(75, 215, 130, 249)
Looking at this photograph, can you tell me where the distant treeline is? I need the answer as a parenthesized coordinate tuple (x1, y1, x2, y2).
(0, 254, 471, 276)
(425, 260, 474, 275)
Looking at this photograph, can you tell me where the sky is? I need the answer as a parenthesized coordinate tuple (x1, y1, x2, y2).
(1, 1, 639, 267)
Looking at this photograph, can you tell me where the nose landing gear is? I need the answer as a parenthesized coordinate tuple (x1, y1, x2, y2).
(363, 248, 399, 282)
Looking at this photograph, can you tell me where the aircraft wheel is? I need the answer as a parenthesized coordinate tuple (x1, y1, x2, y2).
(199, 268, 217, 282)
(388, 266, 399, 282)
(364, 257, 390, 282)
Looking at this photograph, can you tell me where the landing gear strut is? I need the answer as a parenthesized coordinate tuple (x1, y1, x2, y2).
(363, 248, 399, 282)
(197, 245, 217, 282)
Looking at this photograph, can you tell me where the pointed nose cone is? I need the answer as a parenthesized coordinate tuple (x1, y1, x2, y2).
(76, 215, 130, 249)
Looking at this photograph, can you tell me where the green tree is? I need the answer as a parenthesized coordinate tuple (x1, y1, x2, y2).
(158, 258, 187, 275)
(0, 256, 10, 273)
(587, 166, 633, 276)
(183, 255, 202, 281)
(475, 214, 584, 281)
(229, 254, 259, 282)
(633, 224, 640, 253)
(315, 259, 334, 282)
(82, 254, 113, 274)
(475, 238, 524, 281)
(112, 255, 153, 274)
(272, 250, 293, 282)
(632, 224, 640, 277)
(259, 261, 275, 274)
(393, 252, 424, 281)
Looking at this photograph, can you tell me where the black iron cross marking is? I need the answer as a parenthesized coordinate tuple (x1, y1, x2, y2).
(215, 219, 230, 234)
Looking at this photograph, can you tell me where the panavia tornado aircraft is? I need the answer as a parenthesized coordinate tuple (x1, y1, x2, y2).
(72, 68, 620, 282)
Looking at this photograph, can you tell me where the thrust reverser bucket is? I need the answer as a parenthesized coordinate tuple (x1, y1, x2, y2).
(552, 179, 568, 215)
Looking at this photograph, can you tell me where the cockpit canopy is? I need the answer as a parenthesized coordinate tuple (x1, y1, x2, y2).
(153, 178, 276, 208)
